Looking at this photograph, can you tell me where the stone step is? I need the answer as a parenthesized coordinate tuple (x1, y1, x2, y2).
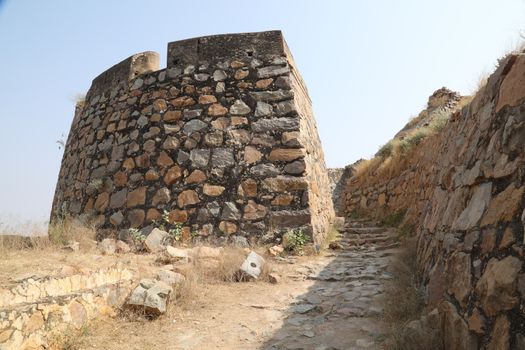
(341, 236, 393, 246)
(345, 227, 388, 235)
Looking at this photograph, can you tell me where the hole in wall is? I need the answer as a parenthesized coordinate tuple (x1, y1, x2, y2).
(246, 50, 254, 57)
(250, 262, 257, 268)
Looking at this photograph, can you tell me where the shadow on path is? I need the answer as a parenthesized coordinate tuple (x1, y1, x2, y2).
(261, 221, 398, 350)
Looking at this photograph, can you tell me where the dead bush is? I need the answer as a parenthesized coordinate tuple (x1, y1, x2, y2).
(381, 238, 441, 350)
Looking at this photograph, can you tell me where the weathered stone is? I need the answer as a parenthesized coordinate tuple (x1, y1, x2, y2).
(183, 119, 207, 135)
(255, 78, 273, 89)
(212, 69, 227, 81)
(275, 76, 292, 89)
(202, 183, 224, 197)
(254, 102, 272, 117)
(252, 117, 299, 132)
(250, 163, 280, 177)
(153, 99, 168, 112)
(274, 100, 296, 116)
(98, 238, 117, 255)
(204, 130, 223, 146)
(269, 210, 311, 228)
(243, 200, 267, 220)
(250, 90, 293, 102)
(439, 301, 478, 350)
(127, 187, 147, 207)
(481, 184, 524, 226)
(221, 202, 241, 220)
(468, 308, 486, 335)
(157, 270, 186, 285)
(488, 315, 510, 350)
(152, 188, 170, 206)
(186, 169, 207, 184)
(452, 183, 492, 231)
(110, 189, 127, 209)
(94, 192, 110, 212)
(240, 179, 258, 197)
(244, 146, 263, 164)
(475, 256, 522, 316)
(144, 228, 169, 253)
(183, 109, 202, 121)
(257, 65, 290, 78)
(163, 110, 181, 122)
(263, 176, 308, 192)
(271, 194, 294, 206)
(282, 131, 301, 147)
(157, 151, 174, 168)
(126, 279, 172, 316)
(164, 165, 182, 185)
(110, 211, 124, 226)
(166, 245, 189, 261)
(284, 160, 306, 174)
(168, 209, 188, 223)
(496, 55, 525, 112)
(146, 208, 162, 222)
(198, 95, 217, 104)
(190, 149, 211, 168)
(234, 69, 249, 80)
(128, 209, 145, 227)
(208, 103, 228, 117)
(227, 129, 251, 144)
(212, 148, 235, 167)
(229, 100, 251, 115)
(445, 252, 471, 307)
(219, 221, 238, 234)
(177, 189, 199, 207)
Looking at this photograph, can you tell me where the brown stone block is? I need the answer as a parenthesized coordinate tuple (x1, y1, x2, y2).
(203, 183, 225, 197)
(163, 110, 181, 122)
(268, 148, 305, 162)
(169, 209, 188, 223)
(198, 95, 217, 104)
(178, 189, 199, 207)
(164, 165, 182, 185)
(186, 169, 207, 184)
(128, 209, 145, 227)
(481, 184, 524, 226)
(127, 187, 147, 207)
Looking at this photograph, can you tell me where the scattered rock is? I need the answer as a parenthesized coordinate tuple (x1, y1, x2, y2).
(126, 279, 172, 316)
(268, 273, 280, 284)
(157, 270, 186, 285)
(98, 238, 117, 255)
(144, 228, 170, 253)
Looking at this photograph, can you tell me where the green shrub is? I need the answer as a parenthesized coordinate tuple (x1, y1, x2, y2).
(379, 210, 406, 228)
(282, 228, 308, 255)
(376, 141, 394, 158)
(428, 110, 451, 132)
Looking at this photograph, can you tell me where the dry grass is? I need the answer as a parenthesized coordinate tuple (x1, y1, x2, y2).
(381, 238, 441, 350)
(47, 323, 91, 350)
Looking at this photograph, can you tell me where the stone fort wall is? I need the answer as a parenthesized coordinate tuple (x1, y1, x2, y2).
(51, 31, 334, 244)
(345, 53, 525, 348)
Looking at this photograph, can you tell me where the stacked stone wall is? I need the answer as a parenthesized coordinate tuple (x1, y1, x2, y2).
(0, 266, 134, 349)
(345, 53, 525, 348)
(51, 31, 334, 245)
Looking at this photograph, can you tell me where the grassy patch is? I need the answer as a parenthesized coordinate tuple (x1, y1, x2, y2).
(381, 239, 441, 350)
(379, 210, 406, 228)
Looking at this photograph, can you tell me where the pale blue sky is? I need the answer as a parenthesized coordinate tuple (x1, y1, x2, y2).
(0, 0, 524, 226)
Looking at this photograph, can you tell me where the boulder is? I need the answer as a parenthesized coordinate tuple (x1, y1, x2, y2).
(144, 228, 170, 253)
(475, 256, 521, 316)
(98, 238, 117, 255)
(166, 245, 189, 262)
(126, 279, 172, 316)
(157, 270, 186, 285)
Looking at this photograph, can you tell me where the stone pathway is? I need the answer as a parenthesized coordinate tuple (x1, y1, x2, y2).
(262, 219, 398, 350)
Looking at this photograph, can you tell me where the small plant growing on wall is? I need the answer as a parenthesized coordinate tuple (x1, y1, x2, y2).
(282, 228, 308, 255)
(153, 210, 184, 243)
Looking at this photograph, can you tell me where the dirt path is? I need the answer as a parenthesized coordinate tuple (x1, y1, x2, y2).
(83, 220, 397, 350)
